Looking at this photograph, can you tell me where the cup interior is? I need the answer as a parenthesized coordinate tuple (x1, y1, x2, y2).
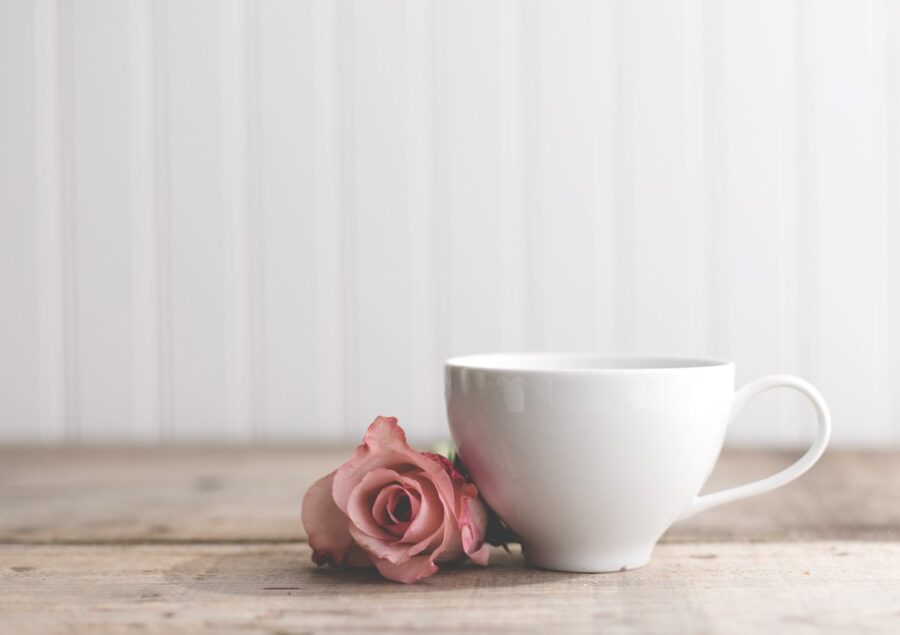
(445, 353, 730, 372)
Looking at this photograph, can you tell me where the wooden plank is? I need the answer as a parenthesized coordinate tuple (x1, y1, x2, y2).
(0, 449, 898, 544)
(663, 450, 900, 543)
(1, 542, 898, 634)
(0, 446, 343, 544)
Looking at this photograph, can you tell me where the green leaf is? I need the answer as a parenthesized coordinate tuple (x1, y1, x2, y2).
(429, 439, 457, 464)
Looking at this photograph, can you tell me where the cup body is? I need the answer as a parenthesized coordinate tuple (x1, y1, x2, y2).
(445, 353, 735, 572)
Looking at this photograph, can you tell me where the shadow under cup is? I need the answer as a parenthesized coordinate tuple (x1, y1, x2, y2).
(445, 353, 830, 573)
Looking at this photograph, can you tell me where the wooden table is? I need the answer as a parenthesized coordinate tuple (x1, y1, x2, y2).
(1, 447, 898, 634)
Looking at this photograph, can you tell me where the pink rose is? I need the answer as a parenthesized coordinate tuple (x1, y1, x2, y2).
(301, 416, 490, 583)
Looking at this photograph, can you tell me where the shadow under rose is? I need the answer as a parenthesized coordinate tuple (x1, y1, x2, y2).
(165, 545, 574, 596)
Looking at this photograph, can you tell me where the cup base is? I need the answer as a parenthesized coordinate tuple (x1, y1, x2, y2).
(522, 545, 653, 573)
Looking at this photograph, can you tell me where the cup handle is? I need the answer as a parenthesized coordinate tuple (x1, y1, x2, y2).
(677, 374, 831, 521)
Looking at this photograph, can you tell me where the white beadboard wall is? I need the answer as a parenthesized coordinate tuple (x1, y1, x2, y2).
(0, 0, 898, 447)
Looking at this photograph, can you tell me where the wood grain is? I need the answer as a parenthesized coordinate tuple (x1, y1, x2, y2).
(2, 542, 898, 635)
(0, 446, 345, 543)
(1, 447, 898, 544)
(1, 447, 899, 633)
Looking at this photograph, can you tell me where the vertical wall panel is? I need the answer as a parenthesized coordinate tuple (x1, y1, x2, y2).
(0, 0, 41, 441)
(887, 0, 900, 446)
(221, 0, 254, 440)
(163, 0, 231, 440)
(531, 0, 615, 351)
(256, 0, 320, 440)
(311, 0, 346, 440)
(800, 0, 889, 446)
(33, 0, 68, 442)
(342, 1, 421, 438)
(69, 0, 136, 441)
(3, 0, 900, 446)
(58, 0, 78, 440)
(591, 0, 620, 353)
(713, 1, 805, 446)
(871, 0, 892, 449)
(245, 0, 266, 440)
(128, 0, 161, 442)
(153, 0, 175, 441)
(617, 0, 710, 355)
(437, 0, 527, 363)
(405, 0, 442, 438)
(495, 0, 529, 353)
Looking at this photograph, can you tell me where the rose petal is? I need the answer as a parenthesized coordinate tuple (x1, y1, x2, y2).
(346, 468, 407, 541)
(371, 486, 404, 536)
(348, 522, 417, 565)
(333, 417, 457, 522)
(398, 473, 444, 548)
(387, 486, 422, 529)
(421, 451, 467, 483)
(348, 475, 449, 565)
(368, 509, 465, 583)
(458, 490, 490, 566)
(372, 485, 419, 537)
(432, 516, 464, 563)
(369, 552, 439, 584)
(387, 488, 416, 524)
(427, 455, 490, 566)
(301, 471, 354, 567)
(372, 486, 398, 526)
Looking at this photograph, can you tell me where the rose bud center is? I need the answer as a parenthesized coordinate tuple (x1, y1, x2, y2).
(389, 493, 412, 524)
(372, 484, 421, 537)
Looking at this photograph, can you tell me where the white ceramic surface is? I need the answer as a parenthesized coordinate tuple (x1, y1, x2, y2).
(445, 353, 831, 573)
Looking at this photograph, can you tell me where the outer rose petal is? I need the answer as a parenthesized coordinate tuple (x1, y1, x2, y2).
(421, 452, 467, 484)
(426, 452, 490, 565)
(432, 516, 464, 563)
(301, 471, 354, 566)
(366, 510, 462, 584)
(398, 473, 444, 548)
(348, 522, 417, 565)
(369, 551, 439, 584)
(458, 489, 490, 566)
(333, 417, 457, 521)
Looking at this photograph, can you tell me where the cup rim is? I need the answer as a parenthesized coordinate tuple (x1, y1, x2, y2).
(445, 352, 733, 373)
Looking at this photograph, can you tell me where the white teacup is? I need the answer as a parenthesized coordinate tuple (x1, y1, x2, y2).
(445, 353, 831, 573)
